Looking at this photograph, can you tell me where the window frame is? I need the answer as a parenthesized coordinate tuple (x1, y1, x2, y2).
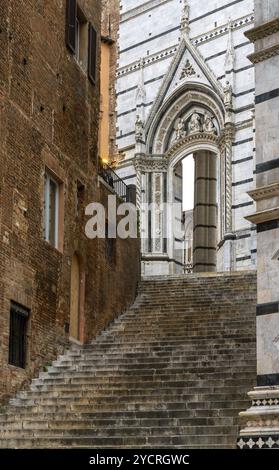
(44, 171, 60, 249)
(75, 16, 81, 63)
(8, 302, 29, 369)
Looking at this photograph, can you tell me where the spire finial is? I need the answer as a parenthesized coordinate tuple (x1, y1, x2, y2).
(136, 58, 146, 122)
(225, 18, 235, 72)
(181, 0, 190, 38)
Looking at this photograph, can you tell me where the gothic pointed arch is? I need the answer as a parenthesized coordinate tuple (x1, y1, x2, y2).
(145, 30, 226, 142)
(147, 81, 226, 155)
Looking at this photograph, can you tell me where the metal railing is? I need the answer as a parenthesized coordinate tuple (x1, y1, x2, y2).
(98, 161, 132, 202)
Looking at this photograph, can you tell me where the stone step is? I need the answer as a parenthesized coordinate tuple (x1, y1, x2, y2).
(0, 423, 240, 439)
(91, 335, 255, 344)
(0, 415, 242, 429)
(47, 361, 255, 380)
(59, 351, 255, 364)
(0, 433, 240, 448)
(0, 272, 257, 449)
(14, 385, 252, 404)
(55, 357, 256, 368)
(10, 389, 252, 406)
(0, 406, 248, 422)
(7, 398, 250, 414)
(32, 374, 255, 389)
(64, 345, 256, 357)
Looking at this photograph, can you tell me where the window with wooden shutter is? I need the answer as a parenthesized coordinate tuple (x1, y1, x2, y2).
(9, 302, 29, 369)
(88, 23, 97, 84)
(66, 0, 77, 53)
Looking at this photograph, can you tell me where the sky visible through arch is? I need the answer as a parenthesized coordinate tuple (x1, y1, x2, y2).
(182, 154, 194, 211)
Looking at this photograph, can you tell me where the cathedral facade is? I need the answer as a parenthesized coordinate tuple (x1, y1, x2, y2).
(116, 0, 256, 276)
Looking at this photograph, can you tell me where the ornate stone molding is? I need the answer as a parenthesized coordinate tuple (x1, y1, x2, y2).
(166, 133, 219, 158)
(193, 14, 254, 46)
(248, 44, 279, 64)
(222, 123, 235, 233)
(245, 17, 279, 42)
(145, 32, 225, 141)
(117, 45, 177, 78)
(152, 88, 224, 154)
(238, 386, 279, 449)
(237, 435, 279, 449)
(117, 14, 255, 78)
(134, 155, 169, 172)
(248, 182, 279, 202)
(245, 207, 279, 225)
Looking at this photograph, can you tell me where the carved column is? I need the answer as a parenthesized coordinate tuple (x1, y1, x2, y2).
(224, 124, 234, 234)
(134, 155, 169, 274)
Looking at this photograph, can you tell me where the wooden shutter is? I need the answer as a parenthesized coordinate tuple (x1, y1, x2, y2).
(88, 23, 97, 84)
(66, 0, 77, 53)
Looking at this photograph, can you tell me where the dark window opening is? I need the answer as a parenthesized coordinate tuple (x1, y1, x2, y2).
(9, 302, 29, 369)
(76, 6, 88, 71)
(66, 0, 97, 83)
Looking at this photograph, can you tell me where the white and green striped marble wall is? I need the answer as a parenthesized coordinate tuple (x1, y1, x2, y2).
(116, 0, 257, 271)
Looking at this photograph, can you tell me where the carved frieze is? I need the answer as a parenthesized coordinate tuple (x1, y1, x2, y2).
(166, 132, 219, 158)
(134, 155, 169, 173)
(245, 17, 279, 43)
(248, 44, 279, 64)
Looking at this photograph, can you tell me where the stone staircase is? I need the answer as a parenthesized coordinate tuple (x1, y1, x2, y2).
(0, 271, 257, 449)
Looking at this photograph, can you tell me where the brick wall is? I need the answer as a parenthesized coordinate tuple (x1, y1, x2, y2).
(101, 0, 120, 161)
(0, 0, 140, 403)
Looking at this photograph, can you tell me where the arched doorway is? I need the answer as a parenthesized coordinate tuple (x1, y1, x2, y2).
(171, 147, 218, 274)
(135, 82, 234, 276)
(70, 253, 84, 342)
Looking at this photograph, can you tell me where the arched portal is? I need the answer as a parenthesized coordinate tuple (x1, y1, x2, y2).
(70, 253, 85, 342)
(134, 82, 234, 277)
(168, 143, 219, 274)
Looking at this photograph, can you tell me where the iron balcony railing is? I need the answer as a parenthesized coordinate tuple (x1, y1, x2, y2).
(99, 161, 134, 203)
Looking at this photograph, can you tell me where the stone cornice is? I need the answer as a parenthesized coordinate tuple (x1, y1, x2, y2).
(245, 17, 279, 43)
(248, 44, 279, 64)
(245, 207, 279, 225)
(248, 182, 279, 201)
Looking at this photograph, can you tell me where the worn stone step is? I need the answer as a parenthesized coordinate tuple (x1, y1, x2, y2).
(1, 423, 241, 439)
(0, 272, 257, 449)
(7, 397, 250, 414)
(0, 433, 240, 448)
(0, 414, 242, 430)
(0, 406, 248, 422)
(14, 385, 252, 405)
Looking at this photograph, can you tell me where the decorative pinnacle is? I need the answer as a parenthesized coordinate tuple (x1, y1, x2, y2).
(181, 0, 190, 37)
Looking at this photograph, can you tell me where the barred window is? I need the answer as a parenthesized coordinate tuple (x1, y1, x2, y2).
(9, 302, 29, 369)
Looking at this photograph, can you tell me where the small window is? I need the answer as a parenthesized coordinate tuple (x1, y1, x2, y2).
(9, 302, 29, 369)
(66, 0, 97, 81)
(44, 171, 59, 248)
(75, 6, 88, 70)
